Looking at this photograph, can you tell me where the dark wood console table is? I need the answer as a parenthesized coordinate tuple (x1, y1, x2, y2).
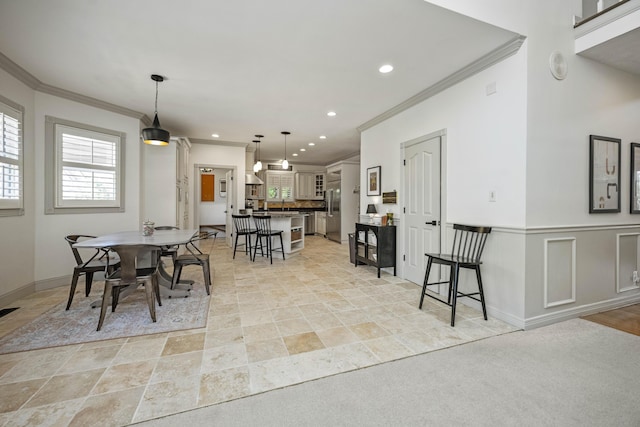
(354, 223, 396, 278)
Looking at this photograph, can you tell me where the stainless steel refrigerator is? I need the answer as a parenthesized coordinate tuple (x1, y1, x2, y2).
(326, 178, 341, 243)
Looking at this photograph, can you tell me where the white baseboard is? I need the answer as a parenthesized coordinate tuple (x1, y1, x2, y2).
(523, 293, 640, 330)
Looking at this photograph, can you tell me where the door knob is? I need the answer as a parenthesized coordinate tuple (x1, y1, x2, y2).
(426, 220, 440, 226)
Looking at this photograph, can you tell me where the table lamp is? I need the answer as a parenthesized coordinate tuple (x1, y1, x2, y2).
(366, 204, 377, 223)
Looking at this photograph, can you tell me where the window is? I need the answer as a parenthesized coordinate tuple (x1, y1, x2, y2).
(0, 95, 24, 217)
(45, 116, 125, 214)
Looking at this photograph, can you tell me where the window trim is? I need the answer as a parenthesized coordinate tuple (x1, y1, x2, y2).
(45, 116, 126, 214)
(0, 94, 24, 217)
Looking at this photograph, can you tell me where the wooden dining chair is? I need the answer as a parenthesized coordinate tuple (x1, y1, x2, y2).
(64, 234, 120, 310)
(419, 224, 492, 327)
(97, 244, 161, 331)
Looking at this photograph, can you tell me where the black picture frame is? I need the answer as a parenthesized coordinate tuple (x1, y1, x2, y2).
(367, 166, 381, 196)
(631, 143, 640, 213)
(589, 135, 621, 213)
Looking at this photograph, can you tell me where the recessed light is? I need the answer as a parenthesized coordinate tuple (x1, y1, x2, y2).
(327, 111, 336, 117)
(300, 148, 306, 152)
(308, 142, 315, 146)
(319, 135, 326, 139)
(292, 153, 298, 157)
(379, 64, 394, 74)
(211, 133, 219, 138)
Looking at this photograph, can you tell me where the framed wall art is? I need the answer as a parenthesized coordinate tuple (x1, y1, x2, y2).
(589, 135, 620, 213)
(631, 143, 640, 213)
(367, 166, 381, 196)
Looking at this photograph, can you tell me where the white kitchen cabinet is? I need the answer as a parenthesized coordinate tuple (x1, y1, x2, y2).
(266, 171, 295, 202)
(315, 211, 326, 236)
(143, 137, 190, 229)
(295, 172, 325, 200)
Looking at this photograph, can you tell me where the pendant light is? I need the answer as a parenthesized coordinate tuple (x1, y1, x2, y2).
(253, 134, 264, 172)
(281, 131, 290, 169)
(142, 74, 170, 146)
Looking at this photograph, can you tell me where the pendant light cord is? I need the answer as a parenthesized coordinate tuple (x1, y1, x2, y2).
(154, 80, 159, 115)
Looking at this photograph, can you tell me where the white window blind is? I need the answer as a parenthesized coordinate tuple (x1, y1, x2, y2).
(55, 124, 120, 208)
(0, 100, 23, 210)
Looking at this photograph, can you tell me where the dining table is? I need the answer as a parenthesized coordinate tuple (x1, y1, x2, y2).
(73, 228, 199, 299)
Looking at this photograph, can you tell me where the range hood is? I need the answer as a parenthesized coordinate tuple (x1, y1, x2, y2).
(245, 173, 264, 185)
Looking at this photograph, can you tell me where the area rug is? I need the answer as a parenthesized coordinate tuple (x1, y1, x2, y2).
(0, 285, 210, 354)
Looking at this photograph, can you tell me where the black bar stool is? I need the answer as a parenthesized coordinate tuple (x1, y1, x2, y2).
(252, 215, 285, 264)
(419, 224, 492, 326)
(232, 214, 256, 259)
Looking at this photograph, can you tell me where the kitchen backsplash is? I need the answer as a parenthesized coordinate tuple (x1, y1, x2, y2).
(256, 200, 326, 210)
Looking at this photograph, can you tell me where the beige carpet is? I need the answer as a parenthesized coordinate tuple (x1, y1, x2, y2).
(0, 283, 209, 354)
(135, 319, 640, 426)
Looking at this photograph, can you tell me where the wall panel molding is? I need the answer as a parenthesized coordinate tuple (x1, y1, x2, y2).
(543, 237, 576, 308)
(616, 232, 640, 293)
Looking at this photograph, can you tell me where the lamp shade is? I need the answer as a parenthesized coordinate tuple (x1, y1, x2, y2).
(142, 113, 170, 146)
(366, 204, 377, 214)
(142, 74, 170, 146)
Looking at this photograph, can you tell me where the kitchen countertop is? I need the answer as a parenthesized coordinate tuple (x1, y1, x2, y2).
(252, 211, 304, 217)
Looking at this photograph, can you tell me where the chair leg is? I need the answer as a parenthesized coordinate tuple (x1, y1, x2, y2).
(66, 270, 81, 310)
(85, 272, 94, 297)
(153, 273, 162, 306)
(202, 259, 212, 295)
(252, 235, 261, 261)
(143, 278, 157, 323)
(267, 235, 273, 264)
(233, 233, 240, 259)
(419, 258, 433, 309)
(279, 234, 285, 261)
(475, 266, 488, 321)
(447, 267, 454, 304)
(112, 287, 121, 312)
(97, 281, 113, 331)
(450, 264, 460, 327)
(171, 264, 183, 290)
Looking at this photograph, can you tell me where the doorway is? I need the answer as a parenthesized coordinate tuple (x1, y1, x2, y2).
(193, 164, 237, 248)
(402, 131, 445, 286)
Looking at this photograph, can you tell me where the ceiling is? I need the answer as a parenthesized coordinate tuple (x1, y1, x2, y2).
(574, 2, 640, 78)
(0, 0, 518, 166)
(577, 27, 640, 76)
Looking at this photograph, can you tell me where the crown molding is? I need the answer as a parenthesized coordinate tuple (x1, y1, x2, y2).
(0, 50, 146, 121)
(189, 138, 249, 148)
(357, 34, 526, 133)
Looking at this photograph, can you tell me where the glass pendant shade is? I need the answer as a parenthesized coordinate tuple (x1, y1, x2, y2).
(281, 131, 290, 169)
(253, 135, 263, 172)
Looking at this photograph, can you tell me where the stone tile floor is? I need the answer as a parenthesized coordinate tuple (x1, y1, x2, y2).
(0, 236, 517, 426)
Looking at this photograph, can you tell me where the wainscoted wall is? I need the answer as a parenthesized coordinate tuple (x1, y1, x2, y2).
(437, 224, 640, 330)
(523, 225, 640, 329)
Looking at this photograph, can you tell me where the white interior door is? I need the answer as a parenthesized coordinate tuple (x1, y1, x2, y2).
(225, 170, 234, 247)
(404, 135, 441, 285)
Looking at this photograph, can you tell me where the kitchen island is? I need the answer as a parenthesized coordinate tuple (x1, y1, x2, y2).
(252, 211, 305, 256)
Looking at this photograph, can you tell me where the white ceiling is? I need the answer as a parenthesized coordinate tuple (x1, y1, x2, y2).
(0, 0, 518, 165)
